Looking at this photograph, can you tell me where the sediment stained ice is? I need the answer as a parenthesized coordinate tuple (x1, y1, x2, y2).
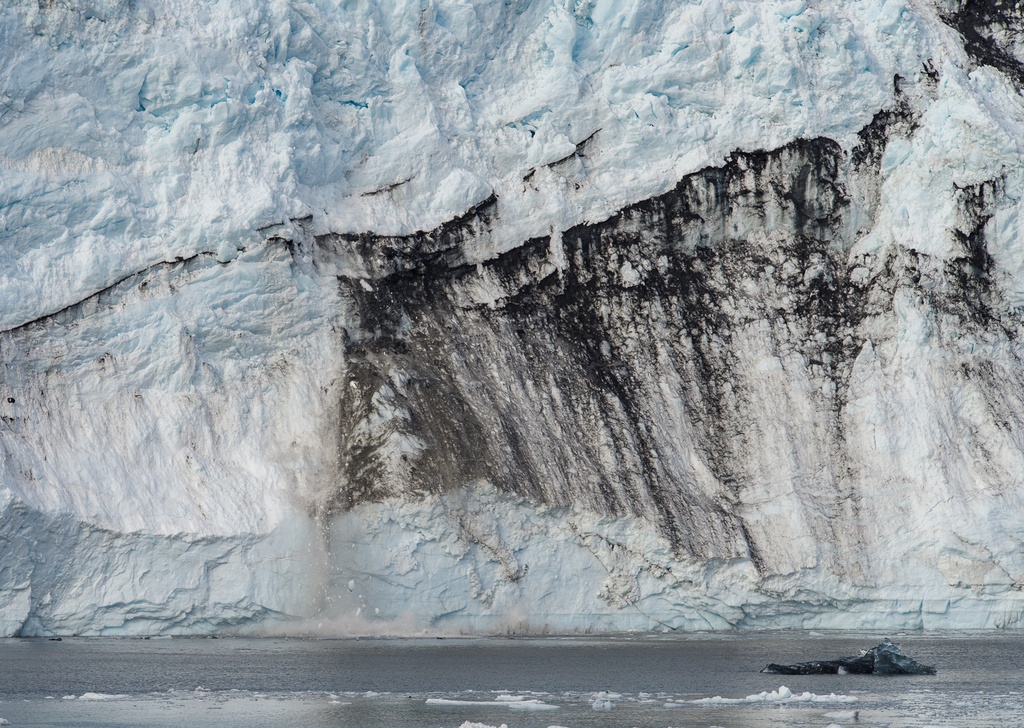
(4, 0, 1024, 634)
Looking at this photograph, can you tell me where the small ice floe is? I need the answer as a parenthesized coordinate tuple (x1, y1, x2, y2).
(426, 696, 557, 711)
(0, 718, 10, 725)
(457, 723, 508, 728)
(591, 691, 617, 711)
(508, 701, 558, 711)
(667, 685, 858, 706)
(77, 693, 128, 701)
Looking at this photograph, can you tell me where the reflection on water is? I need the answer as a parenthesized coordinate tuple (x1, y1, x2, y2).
(0, 633, 1021, 727)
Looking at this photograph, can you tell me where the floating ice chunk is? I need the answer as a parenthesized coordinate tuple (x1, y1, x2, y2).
(77, 693, 128, 700)
(685, 686, 857, 705)
(0, 718, 9, 725)
(457, 723, 508, 728)
(762, 640, 936, 675)
(591, 691, 615, 711)
(508, 702, 559, 711)
(425, 696, 561, 708)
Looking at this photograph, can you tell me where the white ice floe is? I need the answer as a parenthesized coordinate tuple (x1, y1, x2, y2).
(668, 685, 858, 706)
(427, 697, 557, 711)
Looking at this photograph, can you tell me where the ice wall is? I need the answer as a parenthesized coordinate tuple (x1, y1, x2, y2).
(4, 0, 1024, 634)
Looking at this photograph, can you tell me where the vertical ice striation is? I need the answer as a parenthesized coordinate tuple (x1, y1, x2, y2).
(3, 0, 1024, 633)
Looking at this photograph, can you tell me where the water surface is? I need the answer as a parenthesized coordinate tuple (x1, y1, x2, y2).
(0, 632, 1018, 726)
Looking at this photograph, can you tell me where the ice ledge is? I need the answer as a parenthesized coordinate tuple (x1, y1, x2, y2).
(0, 498, 321, 637)
(319, 487, 1024, 635)
(5, 486, 1024, 636)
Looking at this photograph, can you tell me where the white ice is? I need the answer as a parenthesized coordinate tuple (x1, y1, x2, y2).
(4, 0, 1024, 636)
(426, 697, 557, 711)
(668, 685, 858, 706)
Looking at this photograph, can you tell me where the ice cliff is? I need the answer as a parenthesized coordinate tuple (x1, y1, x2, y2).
(4, 0, 1024, 635)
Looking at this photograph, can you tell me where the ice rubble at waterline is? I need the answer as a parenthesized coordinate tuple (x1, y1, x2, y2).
(4, 0, 1024, 634)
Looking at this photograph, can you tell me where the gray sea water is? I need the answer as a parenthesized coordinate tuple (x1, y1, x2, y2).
(0, 632, 1020, 727)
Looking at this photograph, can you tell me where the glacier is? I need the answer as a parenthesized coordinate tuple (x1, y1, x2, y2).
(4, 0, 1024, 635)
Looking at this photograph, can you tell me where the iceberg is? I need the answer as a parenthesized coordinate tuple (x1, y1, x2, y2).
(761, 639, 937, 675)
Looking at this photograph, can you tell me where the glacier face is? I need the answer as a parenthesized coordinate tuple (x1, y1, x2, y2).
(4, 0, 1024, 634)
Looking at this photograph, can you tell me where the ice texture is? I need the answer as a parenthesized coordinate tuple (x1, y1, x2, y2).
(761, 639, 937, 675)
(426, 698, 558, 711)
(4, 0, 1024, 634)
(679, 686, 859, 705)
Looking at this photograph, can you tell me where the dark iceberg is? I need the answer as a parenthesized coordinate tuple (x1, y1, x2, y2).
(761, 639, 936, 675)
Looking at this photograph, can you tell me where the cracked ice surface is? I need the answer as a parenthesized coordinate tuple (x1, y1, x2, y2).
(0, 0, 944, 331)
(323, 487, 1024, 633)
